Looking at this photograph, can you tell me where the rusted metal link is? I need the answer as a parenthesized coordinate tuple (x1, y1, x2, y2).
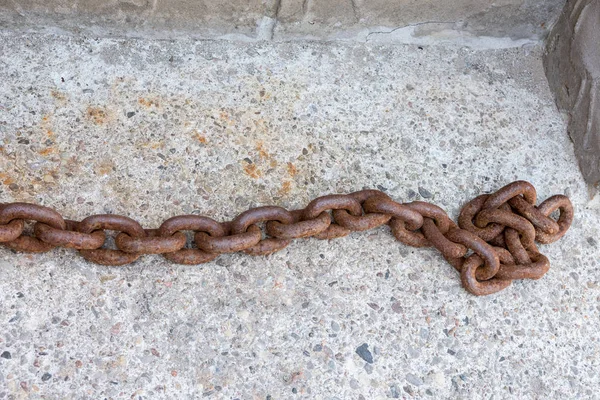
(399, 201, 454, 250)
(483, 180, 537, 209)
(494, 251, 550, 281)
(332, 209, 391, 232)
(0, 202, 66, 230)
(534, 195, 574, 244)
(444, 228, 500, 280)
(460, 254, 512, 296)
(195, 224, 262, 253)
(458, 195, 509, 241)
(362, 197, 423, 231)
(0, 181, 574, 296)
(229, 206, 294, 255)
(508, 196, 559, 235)
(0, 203, 66, 252)
(313, 224, 352, 240)
(422, 219, 467, 260)
(116, 229, 187, 254)
(79, 248, 140, 266)
(158, 215, 224, 265)
(266, 210, 331, 239)
(303, 195, 363, 219)
(302, 194, 363, 240)
(231, 206, 295, 233)
(475, 209, 537, 251)
(362, 197, 426, 247)
(34, 220, 106, 250)
(332, 190, 392, 232)
(504, 227, 532, 264)
(405, 202, 451, 233)
(2, 236, 56, 253)
(0, 219, 24, 243)
(76, 214, 145, 266)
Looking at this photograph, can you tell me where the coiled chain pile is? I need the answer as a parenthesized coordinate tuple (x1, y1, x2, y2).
(0, 181, 573, 296)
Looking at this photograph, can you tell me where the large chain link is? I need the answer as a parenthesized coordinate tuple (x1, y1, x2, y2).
(0, 181, 573, 296)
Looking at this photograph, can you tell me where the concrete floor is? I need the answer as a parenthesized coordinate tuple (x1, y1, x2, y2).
(0, 33, 599, 399)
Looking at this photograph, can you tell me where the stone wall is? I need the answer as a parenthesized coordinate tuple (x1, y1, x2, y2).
(544, 0, 600, 190)
(0, 0, 565, 43)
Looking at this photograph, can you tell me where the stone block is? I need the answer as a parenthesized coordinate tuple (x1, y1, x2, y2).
(544, 0, 600, 189)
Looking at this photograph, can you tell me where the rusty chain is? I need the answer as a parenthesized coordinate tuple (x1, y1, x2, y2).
(0, 181, 573, 296)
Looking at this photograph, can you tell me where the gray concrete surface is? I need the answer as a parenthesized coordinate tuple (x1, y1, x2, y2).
(0, 0, 565, 44)
(1, 33, 599, 399)
(544, 0, 600, 191)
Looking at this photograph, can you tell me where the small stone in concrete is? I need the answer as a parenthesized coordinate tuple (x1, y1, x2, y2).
(429, 371, 445, 388)
(418, 187, 433, 198)
(406, 373, 424, 386)
(1, 351, 11, 359)
(390, 384, 401, 398)
(356, 343, 373, 364)
(407, 345, 420, 359)
(391, 302, 403, 313)
(41, 373, 52, 381)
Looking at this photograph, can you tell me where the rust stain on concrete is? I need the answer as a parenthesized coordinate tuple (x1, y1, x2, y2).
(51, 90, 68, 103)
(86, 107, 109, 125)
(95, 160, 115, 176)
(38, 147, 57, 157)
(256, 141, 270, 160)
(287, 162, 297, 177)
(138, 98, 160, 108)
(279, 181, 292, 196)
(0, 172, 15, 186)
(193, 130, 208, 144)
(242, 162, 261, 179)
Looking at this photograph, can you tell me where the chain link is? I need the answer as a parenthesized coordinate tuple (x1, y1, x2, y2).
(0, 181, 574, 296)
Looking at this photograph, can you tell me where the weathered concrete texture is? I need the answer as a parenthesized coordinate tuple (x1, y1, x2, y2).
(544, 0, 600, 190)
(1, 33, 599, 399)
(0, 0, 565, 44)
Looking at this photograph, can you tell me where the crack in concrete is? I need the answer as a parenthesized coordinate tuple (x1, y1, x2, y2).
(302, 0, 310, 17)
(271, 0, 283, 38)
(365, 21, 456, 42)
(273, 0, 283, 18)
(349, 0, 359, 23)
(7, 0, 25, 17)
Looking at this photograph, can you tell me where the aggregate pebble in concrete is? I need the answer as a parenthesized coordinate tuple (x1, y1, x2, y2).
(1, 33, 599, 399)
